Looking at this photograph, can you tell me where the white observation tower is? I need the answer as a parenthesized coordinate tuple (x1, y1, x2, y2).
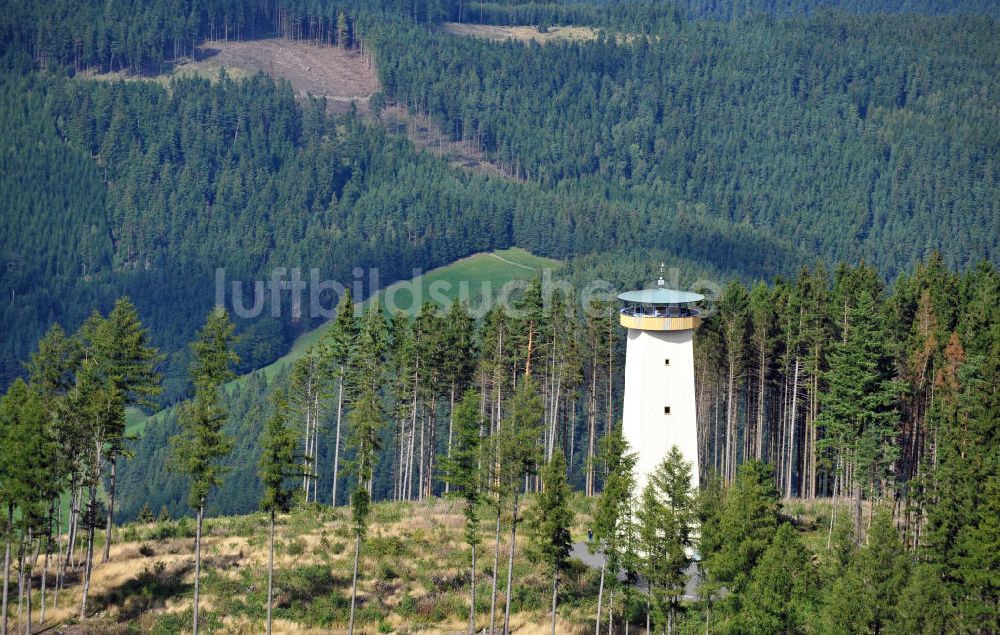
(618, 274, 703, 492)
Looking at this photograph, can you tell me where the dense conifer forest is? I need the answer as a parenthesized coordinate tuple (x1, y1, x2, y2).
(0, 0, 997, 631)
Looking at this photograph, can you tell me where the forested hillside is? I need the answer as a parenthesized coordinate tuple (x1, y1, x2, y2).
(3, 0, 998, 400)
(0, 67, 795, 397)
(0, 71, 520, 398)
(371, 11, 999, 274)
(3, 256, 997, 632)
(1, 0, 998, 631)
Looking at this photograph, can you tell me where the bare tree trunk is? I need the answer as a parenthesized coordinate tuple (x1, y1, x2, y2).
(266, 511, 274, 635)
(102, 457, 117, 563)
(586, 359, 597, 496)
(490, 506, 501, 634)
(65, 482, 80, 573)
(24, 532, 35, 635)
(569, 401, 576, 472)
(2, 503, 12, 635)
(785, 359, 800, 499)
(193, 503, 204, 635)
(311, 394, 321, 503)
(502, 492, 520, 634)
(427, 398, 438, 498)
(550, 570, 559, 635)
(713, 394, 721, 475)
(302, 403, 313, 495)
(418, 408, 426, 501)
(16, 540, 24, 635)
(407, 380, 418, 500)
(548, 379, 562, 462)
(446, 383, 456, 494)
(607, 326, 614, 437)
(348, 534, 361, 635)
(79, 481, 98, 620)
(854, 464, 863, 541)
(607, 589, 615, 635)
(468, 543, 476, 634)
(40, 523, 49, 625)
(725, 356, 736, 482)
(756, 344, 766, 461)
(595, 560, 605, 635)
(53, 495, 63, 610)
(827, 455, 841, 549)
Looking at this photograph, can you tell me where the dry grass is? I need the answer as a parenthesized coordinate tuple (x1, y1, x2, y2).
(441, 23, 598, 44)
(80, 39, 378, 113)
(192, 39, 378, 111)
(26, 496, 600, 633)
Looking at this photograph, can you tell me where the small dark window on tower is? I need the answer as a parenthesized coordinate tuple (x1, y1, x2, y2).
(664, 358, 671, 366)
(664, 406, 671, 415)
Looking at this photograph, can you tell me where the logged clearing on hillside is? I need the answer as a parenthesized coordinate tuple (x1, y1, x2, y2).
(189, 40, 379, 111)
(84, 38, 510, 175)
(441, 22, 598, 44)
(85, 39, 378, 112)
(382, 106, 512, 178)
(43, 498, 597, 634)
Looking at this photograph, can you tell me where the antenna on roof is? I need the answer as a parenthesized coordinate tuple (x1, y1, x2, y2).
(657, 262, 666, 287)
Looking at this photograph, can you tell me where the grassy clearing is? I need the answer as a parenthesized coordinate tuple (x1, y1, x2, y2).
(38, 495, 846, 632)
(441, 23, 598, 44)
(40, 496, 596, 634)
(228, 247, 557, 386)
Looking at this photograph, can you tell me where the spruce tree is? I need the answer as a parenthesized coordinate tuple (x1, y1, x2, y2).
(818, 286, 902, 538)
(907, 323, 1000, 630)
(699, 462, 780, 604)
(258, 391, 300, 635)
(528, 449, 573, 635)
(500, 378, 543, 634)
(170, 307, 238, 635)
(25, 322, 81, 618)
(70, 358, 123, 620)
(438, 389, 484, 633)
(820, 509, 909, 633)
(737, 523, 814, 633)
(591, 426, 637, 635)
(0, 380, 59, 634)
(321, 289, 356, 506)
(346, 386, 383, 635)
(441, 301, 475, 494)
(91, 298, 161, 563)
(343, 299, 387, 635)
(637, 446, 695, 633)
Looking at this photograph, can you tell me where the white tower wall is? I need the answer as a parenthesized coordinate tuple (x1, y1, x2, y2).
(621, 327, 700, 493)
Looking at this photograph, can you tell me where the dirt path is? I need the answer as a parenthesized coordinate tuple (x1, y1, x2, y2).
(570, 541, 704, 600)
(489, 252, 537, 271)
